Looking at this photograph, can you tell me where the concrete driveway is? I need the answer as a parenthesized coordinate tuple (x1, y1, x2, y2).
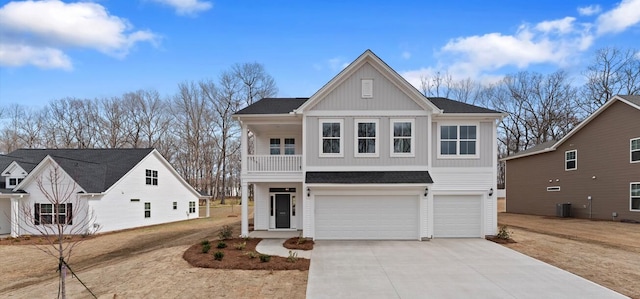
(307, 239, 627, 299)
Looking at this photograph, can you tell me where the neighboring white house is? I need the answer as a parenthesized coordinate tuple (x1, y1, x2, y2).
(0, 148, 207, 237)
(233, 50, 505, 240)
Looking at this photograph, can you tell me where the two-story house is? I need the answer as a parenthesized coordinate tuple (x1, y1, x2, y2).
(0, 148, 208, 237)
(234, 50, 504, 240)
(503, 95, 640, 222)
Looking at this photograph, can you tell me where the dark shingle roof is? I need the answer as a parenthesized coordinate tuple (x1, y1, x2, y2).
(6, 148, 154, 193)
(306, 171, 433, 184)
(428, 97, 502, 114)
(234, 98, 309, 115)
(503, 140, 556, 160)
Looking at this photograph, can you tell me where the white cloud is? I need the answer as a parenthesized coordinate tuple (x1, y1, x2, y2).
(535, 17, 576, 34)
(327, 57, 349, 71)
(0, 0, 158, 69)
(596, 0, 640, 35)
(149, 0, 212, 16)
(578, 5, 601, 16)
(402, 51, 411, 60)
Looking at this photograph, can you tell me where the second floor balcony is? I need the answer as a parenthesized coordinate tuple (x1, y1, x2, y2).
(246, 155, 302, 173)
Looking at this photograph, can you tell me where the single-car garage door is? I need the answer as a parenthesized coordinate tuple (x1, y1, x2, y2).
(433, 195, 482, 238)
(315, 195, 419, 240)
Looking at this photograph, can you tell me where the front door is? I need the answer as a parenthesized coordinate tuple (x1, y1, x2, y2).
(275, 194, 291, 228)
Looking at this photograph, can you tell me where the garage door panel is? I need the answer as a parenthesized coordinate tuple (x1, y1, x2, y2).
(315, 195, 418, 240)
(434, 195, 481, 238)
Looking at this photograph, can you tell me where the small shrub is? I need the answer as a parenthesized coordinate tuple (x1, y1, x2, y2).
(213, 251, 224, 261)
(216, 241, 227, 249)
(496, 225, 512, 240)
(287, 250, 298, 263)
(259, 254, 271, 263)
(296, 231, 306, 245)
(202, 243, 211, 253)
(246, 251, 258, 259)
(234, 241, 246, 250)
(200, 240, 211, 246)
(218, 225, 233, 240)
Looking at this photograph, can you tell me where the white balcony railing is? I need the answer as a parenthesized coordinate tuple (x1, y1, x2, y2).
(246, 155, 302, 172)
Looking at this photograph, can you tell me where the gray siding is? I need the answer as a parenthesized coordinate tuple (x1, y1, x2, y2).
(306, 116, 429, 167)
(310, 62, 423, 111)
(432, 122, 494, 167)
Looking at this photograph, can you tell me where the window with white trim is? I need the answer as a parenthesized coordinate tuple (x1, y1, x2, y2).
(34, 203, 72, 225)
(565, 150, 577, 170)
(391, 119, 414, 156)
(270, 138, 281, 155)
(320, 119, 343, 156)
(631, 183, 640, 211)
(145, 169, 158, 185)
(144, 202, 151, 218)
(173, 202, 177, 210)
(355, 119, 378, 156)
(189, 201, 196, 213)
(284, 138, 295, 155)
(439, 124, 477, 157)
(631, 138, 640, 163)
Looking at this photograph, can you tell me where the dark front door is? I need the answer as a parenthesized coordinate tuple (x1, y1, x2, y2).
(275, 194, 291, 228)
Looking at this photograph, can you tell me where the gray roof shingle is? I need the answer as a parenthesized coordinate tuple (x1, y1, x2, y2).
(619, 95, 640, 107)
(6, 148, 154, 193)
(306, 171, 433, 184)
(428, 97, 502, 114)
(234, 98, 309, 115)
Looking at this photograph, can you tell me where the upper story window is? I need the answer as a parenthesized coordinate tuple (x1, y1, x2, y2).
(631, 138, 640, 163)
(565, 150, 577, 171)
(439, 124, 477, 158)
(355, 119, 379, 157)
(270, 138, 296, 155)
(391, 119, 414, 157)
(146, 169, 158, 185)
(631, 183, 640, 211)
(320, 119, 343, 157)
(8, 178, 23, 187)
(34, 203, 72, 225)
(270, 138, 281, 155)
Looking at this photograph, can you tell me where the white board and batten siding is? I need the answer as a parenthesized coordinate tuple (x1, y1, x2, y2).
(88, 152, 200, 233)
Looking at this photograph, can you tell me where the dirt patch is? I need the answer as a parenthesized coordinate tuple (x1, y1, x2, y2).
(283, 237, 315, 250)
(485, 236, 516, 244)
(0, 234, 95, 246)
(183, 238, 310, 271)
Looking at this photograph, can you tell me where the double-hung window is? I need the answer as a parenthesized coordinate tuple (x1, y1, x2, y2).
(189, 201, 196, 213)
(270, 138, 295, 155)
(144, 202, 151, 218)
(565, 150, 577, 171)
(34, 203, 72, 225)
(439, 124, 478, 158)
(631, 138, 640, 163)
(146, 169, 158, 185)
(284, 138, 295, 155)
(391, 119, 414, 157)
(631, 183, 640, 211)
(320, 119, 343, 157)
(355, 119, 378, 157)
(270, 138, 281, 155)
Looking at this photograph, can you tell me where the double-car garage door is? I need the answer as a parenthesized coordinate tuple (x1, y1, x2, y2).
(315, 195, 419, 240)
(314, 194, 482, 239)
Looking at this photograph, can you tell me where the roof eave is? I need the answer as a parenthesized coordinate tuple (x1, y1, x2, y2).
(501, 148, 555, 161)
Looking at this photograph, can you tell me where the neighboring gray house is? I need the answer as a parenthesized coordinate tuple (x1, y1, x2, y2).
(0, 148, 208, 237)
(233, 50, 504, 240)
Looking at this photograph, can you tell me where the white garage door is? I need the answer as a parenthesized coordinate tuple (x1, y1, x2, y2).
(315, 195, 419, 240)
(434, 195, 482, 238)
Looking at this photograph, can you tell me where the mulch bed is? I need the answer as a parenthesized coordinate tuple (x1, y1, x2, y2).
(486, 236, 517, 244)
(0, 235, 94, 246)
(283, 237, 314, 250)
(183, 238, 310, 270)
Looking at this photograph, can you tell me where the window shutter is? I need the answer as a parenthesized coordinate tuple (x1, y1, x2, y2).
(34, 203, 40, 225)
(67, 203, 73, 225)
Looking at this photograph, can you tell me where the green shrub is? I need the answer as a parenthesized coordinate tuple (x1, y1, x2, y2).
(234, 241, 246, 250)
(259, 254, 271, 263)
(202, 243, 211, 253)
(217, 241, 227, 249)
(200, 239, 210, 246)
(213, 251, 224, 261)
(218, 225, 233, 240)
(246, 251, 258, 259)
(287, 250, 298, 263)
(496, 225, 512, 240)
(296, 231, 306, 245)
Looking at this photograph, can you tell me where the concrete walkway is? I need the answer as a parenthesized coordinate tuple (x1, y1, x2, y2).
(255, 239, 312, 259)
(307, 239, 628, 299)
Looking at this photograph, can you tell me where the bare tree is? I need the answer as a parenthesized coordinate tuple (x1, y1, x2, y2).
(0, 104, 25, 153)
(17, 165, 98, 298)
(580, 47, 640, 115)
(420, 71, 453, 98)
(232, 62, 278, 106)
(98, 97, 129, 148)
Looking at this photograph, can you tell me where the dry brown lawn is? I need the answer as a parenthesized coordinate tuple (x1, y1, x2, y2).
(0, 205, 307, 299)
(499, 213, 640, 299)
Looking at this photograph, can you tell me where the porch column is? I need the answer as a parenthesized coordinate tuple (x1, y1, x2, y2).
(240, 182, 249, 237)
(10, 197, 19, 237)
(241, 123, 248, 174)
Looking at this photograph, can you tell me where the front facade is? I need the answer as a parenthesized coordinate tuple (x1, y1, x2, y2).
(504, 95, 640, 221)
(0, 149, 205, 237)
(234, 50, 504, 240)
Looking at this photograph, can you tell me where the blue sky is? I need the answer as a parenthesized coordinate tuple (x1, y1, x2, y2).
(1, 0, 639, 108)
